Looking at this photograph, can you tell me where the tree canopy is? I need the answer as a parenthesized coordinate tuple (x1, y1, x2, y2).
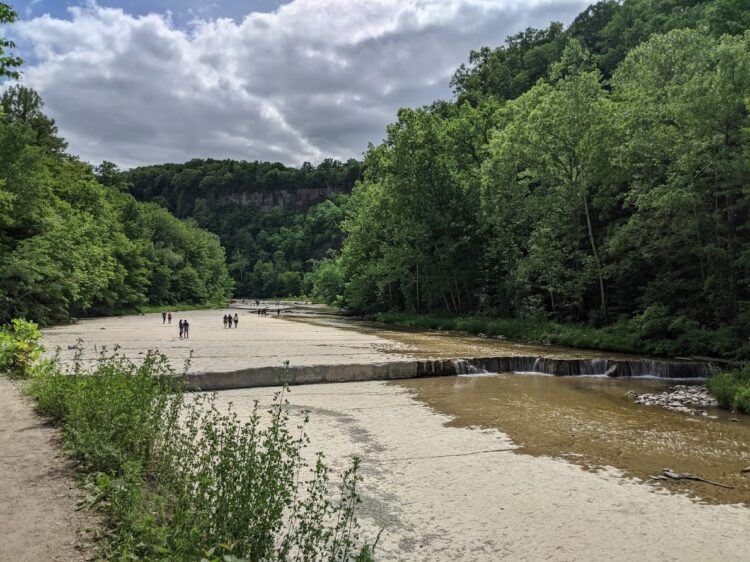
(0, 85, 232, 324)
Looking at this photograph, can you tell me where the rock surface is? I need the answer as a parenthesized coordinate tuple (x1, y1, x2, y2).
(630, 385, 718, 417)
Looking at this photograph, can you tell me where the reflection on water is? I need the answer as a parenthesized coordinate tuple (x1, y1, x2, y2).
(393, 374, 750, 506)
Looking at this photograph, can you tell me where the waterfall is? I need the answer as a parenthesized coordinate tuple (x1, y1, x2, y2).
(452, 358, 489, 376)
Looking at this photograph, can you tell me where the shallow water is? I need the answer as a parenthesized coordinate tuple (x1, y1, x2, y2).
(393, 373, 750, 505)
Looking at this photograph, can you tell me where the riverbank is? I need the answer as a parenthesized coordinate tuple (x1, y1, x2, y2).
(0, 376, 95, 561)
(372, 312, 747, 361)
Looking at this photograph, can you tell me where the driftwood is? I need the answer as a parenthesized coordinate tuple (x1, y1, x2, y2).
(651, 468, 734, 489)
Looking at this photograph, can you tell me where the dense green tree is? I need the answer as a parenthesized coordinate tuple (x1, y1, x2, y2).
(608, 29, 750, 329)
(0, 86, 232, 324)
(322, 9, 750, 358)
(0, 2, 22, 79)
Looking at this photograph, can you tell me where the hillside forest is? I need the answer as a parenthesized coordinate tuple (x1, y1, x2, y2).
(0, 82, 232, 323)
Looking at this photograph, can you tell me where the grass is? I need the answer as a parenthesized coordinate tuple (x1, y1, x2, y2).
(707, 366, 750, 414)
(136, 301, 228, 314)
(372, 311, 746, 360)
(4, 321, 374, 561)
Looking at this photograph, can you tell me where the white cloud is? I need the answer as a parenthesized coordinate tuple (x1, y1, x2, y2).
(7, 0, 588, 167)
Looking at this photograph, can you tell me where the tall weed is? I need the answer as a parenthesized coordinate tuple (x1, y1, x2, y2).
(11, 328, 373, 560)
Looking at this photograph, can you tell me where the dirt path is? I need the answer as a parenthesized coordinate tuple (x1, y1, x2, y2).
(0, 376, 94, 561)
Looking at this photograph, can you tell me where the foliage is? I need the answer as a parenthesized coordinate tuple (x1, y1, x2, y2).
(707, 366, 750, 414)
(0, 2, 22, 79)
(0, 85, 233, 324)
(20, 341, 373, 560)
(374, 311, 743, 359)
(124, 158, 362, 298)
(304, 256, 346, 306)
(323, 18, 750, 359)
(0, 318, 42, 378)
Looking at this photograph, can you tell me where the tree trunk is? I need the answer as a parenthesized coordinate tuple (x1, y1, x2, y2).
(582, 194, 607, 322)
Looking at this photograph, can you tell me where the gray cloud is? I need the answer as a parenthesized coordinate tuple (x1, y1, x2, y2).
(7, 0, 589, 168)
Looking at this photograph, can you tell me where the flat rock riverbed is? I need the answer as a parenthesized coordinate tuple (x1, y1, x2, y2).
(212, 378, 750, 561)
(40, 310, 750, 560)
(41, 307, 640, 374)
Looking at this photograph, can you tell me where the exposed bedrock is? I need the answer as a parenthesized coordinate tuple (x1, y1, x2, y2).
(181, 355, 717, 391)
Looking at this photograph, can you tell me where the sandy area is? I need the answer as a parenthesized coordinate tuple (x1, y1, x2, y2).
(0, 377, 95, 561)
(212, 381, 750, 561)
(41, 309, 414, 373)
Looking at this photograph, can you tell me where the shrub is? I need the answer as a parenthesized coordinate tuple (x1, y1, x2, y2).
(22, 340, 372, 560)
(0, 319, 44, 379)
(707, 366, 750, 414)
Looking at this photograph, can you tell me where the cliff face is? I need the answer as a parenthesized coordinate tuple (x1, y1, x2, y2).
(224, 185, 350, 212)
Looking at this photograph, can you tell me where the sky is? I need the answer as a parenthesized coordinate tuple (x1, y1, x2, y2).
(2, 0, 590, 168)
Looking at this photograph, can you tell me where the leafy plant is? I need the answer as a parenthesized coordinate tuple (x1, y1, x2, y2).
(0, 318, 44, 379)
(22, 339, 374, 560)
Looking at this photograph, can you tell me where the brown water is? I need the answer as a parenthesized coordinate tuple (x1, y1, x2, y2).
(393, 373, 750, 506)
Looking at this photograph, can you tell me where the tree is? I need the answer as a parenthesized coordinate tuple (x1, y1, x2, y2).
(610, 29, 750, 328)
(0, 2, 22, 79)
(482, 41, 615, 321)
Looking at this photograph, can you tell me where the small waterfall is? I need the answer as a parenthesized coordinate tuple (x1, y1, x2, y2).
(627, 360, 658, 377)
(452, 358, 489, 376)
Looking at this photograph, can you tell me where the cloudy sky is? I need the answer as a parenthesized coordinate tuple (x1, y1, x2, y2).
(2, 0, 589, 168)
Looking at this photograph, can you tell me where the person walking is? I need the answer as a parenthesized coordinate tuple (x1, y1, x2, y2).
(167, 311, 172, 325)
(223, 314, 228, 328)
(162, 311, 167, 324)
(233, 313, 239, 328)
(227, 315, 233, 328)
(178, 319, 184, 339)
(183, 320, 190, 339)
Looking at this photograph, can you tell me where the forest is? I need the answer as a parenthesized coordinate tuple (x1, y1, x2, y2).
(125, 158, 361, 297)
(0, 85, 232, 324)
(306, 0, 749, 358)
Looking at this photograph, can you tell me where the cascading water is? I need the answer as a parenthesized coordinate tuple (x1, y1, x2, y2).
(452, 358, 489, 376)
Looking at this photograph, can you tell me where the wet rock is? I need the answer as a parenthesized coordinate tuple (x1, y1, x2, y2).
(631, 385, 718, 416)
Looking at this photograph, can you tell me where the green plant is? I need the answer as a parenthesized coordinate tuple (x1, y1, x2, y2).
(0, 318, 44, 379)
(24, 341, 374, 560)
(707, 366, 750, 414)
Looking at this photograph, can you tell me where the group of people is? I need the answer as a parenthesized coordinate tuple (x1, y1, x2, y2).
(223, 313, 239, 328)
(160, 311, 190, 339)
(178, 319, 190, 339)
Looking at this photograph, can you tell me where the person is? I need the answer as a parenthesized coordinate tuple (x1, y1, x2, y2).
(178, 319, 184, 339)
(183, 320, 190, 339)
(233, 313, 239, 328)
(162, 311, 167, 324)
(223, 314, 228, 328)
(167, 311, 172, 325)
(228, 315, 233, 328)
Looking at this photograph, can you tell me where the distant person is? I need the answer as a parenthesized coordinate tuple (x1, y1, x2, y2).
(167, 311, 172, 325)
(233, 313, 239, 328)
(277, 308, 280, 316)
(178, 319, 184, 339)
(162, 311, 167, 324)
(183, 320, 190, 339)
(223, 314, 228, 328)
(228, 315, 233, 328)
(256, 299, 260, 306)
